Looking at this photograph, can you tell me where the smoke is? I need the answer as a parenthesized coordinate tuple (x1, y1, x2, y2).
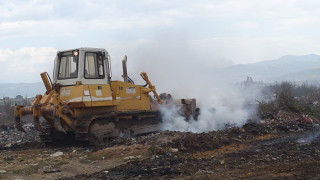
(159, 82, 261, 133)
(113, 32, 263, 133)
(297, 126, 320, 144)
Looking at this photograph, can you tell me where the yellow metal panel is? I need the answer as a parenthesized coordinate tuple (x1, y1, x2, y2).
(57, 82, 152, 109)
(88, 84, 115, 106)
(111, 81, 152, 111)
(59, 85, 92, 106)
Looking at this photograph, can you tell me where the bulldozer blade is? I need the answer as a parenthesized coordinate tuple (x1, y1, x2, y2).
(54, 117, 66, 134)
(15, 117, 26, 133)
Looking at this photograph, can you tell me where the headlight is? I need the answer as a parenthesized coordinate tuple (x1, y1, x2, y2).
(73, 50, 79, 56)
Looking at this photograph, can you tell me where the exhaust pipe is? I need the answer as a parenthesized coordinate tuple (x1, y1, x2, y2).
(122, 55, 128, 83)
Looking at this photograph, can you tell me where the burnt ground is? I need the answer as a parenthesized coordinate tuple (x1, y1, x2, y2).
(1, 110, 320, 180)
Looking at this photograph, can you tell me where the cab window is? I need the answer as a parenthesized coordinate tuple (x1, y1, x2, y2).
(58, 54, 78, 79)
(85, 52, 105, 79)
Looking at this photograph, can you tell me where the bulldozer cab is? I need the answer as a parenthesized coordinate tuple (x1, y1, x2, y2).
(53, 47, 110, 86)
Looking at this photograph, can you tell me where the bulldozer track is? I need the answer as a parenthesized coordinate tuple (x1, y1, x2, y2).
(39, 110, 162, 145)
(87, 110, 162, 145)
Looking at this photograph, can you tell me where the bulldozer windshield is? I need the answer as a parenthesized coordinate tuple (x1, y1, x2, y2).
(58, 53, 78, 79)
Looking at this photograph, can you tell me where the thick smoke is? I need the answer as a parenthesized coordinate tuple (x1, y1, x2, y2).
(112, 33, 262, 132)
(159, 81, 261, 132)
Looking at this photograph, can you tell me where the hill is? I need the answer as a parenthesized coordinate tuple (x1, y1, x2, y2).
(223, 54, 320, 83)
(0, 82, 44, 98)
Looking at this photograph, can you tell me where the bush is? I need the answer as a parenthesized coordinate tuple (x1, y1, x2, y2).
(259, 81, 320, 120)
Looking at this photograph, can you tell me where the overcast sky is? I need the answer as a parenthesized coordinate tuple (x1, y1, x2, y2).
(1, 0, 320, 83)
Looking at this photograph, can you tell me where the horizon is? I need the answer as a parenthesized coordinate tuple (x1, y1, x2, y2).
(1, 53, 319, 84)
(1, 53, 320, 98)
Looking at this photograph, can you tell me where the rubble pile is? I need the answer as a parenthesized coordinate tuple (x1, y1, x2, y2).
(101, 115, 317, 154)
(0, 110, 320, 179)
(65, 111, 320, 180)
(0, 123, 39, 146)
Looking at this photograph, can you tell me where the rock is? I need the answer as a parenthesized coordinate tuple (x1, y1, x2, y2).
(4, 143, 12, 148)
(124, 155, 142, 160)
(0, 170, 7, 173)
(3, 155, 13, 161)
(50, 151, 64, 157)
(43, 169, 61, 173)
(171, 148, 179, 152)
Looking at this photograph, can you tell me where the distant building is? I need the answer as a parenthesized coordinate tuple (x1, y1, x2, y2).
(15, 95, 23, 99)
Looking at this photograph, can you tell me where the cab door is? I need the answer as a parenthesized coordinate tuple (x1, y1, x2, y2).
(84, 52, 114, 106)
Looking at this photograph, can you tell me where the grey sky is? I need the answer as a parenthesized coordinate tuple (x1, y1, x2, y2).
(1, 0, 320, 83)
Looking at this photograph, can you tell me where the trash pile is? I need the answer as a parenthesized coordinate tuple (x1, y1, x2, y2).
(61, 110, 320, 180)
(0, 123, 39, 147)
(0, 110, 319, 179)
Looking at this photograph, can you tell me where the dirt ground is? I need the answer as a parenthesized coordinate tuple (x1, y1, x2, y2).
(1, 111, 320, 180)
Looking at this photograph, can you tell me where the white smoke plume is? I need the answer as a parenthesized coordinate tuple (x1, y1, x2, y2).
(159, 82, 261, 133)
(114, 32, 263, 133)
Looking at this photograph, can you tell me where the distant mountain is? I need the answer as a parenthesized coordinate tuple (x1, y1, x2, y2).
(0, 83, 45, 98)
(223, 54, 320, 83)
(270, 68, 320, 82)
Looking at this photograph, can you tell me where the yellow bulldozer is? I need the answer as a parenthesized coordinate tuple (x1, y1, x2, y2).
(14, 47, 198, 144)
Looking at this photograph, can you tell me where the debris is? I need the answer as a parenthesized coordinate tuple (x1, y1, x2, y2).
(124, 155, 143, 160)
(4, 143, 12, 148)
(43, 169, 61, 173)
(0, 123, 39, 146)
(171, 148, 179, 152)
(50, 151, 64, 157)
(297, 115, 313, 124)
(0, 170, 7, 173)
(0, 110, 320, 179)
(3, 155, 13, 161)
